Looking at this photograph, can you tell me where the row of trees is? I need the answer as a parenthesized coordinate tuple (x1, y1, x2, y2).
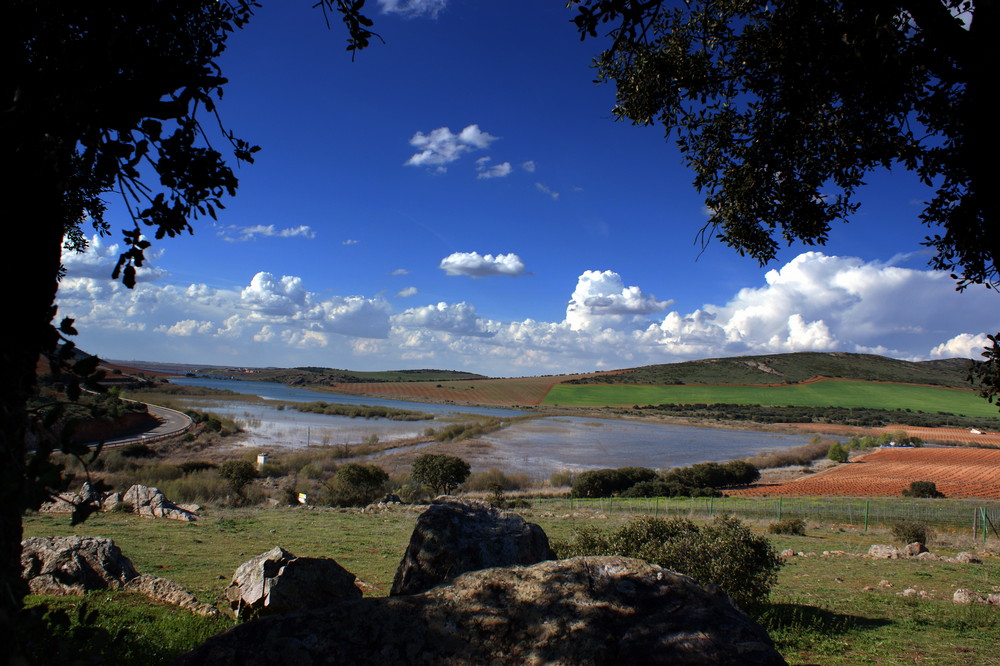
(570, 461, 760, 498)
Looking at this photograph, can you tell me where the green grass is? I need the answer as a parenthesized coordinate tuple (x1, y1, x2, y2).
(22, 505, 1000, 665)
(543, 378, 998, 418)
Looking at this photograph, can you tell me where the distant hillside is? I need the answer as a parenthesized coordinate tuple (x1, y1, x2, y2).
(564, 352, 974, 388)
(195, 366, 489, 385)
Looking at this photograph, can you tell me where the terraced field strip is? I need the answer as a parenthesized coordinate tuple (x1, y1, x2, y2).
(542, 378, 997, 418)
(730, 447, 1000, 500)
(329, 375, 588, 406)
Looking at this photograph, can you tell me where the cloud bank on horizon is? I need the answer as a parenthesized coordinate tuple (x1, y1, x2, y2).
(57, 236, 996, 375)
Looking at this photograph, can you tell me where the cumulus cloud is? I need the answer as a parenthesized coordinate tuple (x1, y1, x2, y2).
(241, 272, 308, 316)
(54, 237, 1000, 377)
(930, 333, 991, 359)
(218, 224, 315, 242)
(62, 234, 167, 282)
(439, 251, 525, 278)
(405, 124, 497, 169)
(521, 160, 536, 173)
(396, 286, 419, 298)
(393, 302, 495, 337)
(376, 0, 446, 18)
(566, 270, 672, 331)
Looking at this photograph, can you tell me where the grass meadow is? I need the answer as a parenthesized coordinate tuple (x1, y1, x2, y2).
(22, 504, 1000, 665)
(542, 379, 998, 418)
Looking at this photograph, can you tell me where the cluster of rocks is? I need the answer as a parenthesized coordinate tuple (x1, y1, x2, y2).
(20, 535, 217, 616)
(39, 482, 199, 522)
(781, 542, 995, 607)
(779, 543, 985, 565)
(27, 498, 788, 664)
(187, 499, 785, 665)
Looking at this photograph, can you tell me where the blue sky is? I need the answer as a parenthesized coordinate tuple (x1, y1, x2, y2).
(57, 0, 999, 376)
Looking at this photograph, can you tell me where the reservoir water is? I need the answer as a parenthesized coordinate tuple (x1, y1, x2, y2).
(169, 377, 812, 477)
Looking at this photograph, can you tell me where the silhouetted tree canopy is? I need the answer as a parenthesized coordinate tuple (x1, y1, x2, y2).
(4, 1, 376, 655)
(572, 0, 995, 290)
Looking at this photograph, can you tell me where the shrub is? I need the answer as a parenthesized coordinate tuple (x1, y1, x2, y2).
(320, 463, 389, 507)
(411, 454, 471, 495)
(218, 460, 257, 497)
(570, 467, 657, 497)
(768, 518, 807, 536)
(827, 442, 849, 463)
(901, 481, 945, 498)
(464, 468, 529, 492)
(119, 443, 156, 459)
(891, 520, 930, 545)
(554, 515, 782, 611)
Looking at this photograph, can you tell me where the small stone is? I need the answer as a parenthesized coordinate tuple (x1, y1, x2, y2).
(954, 552, 982, 564)
(953, 589, 985, 604)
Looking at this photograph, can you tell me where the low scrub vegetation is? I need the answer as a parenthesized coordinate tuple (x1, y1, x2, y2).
(891, 520, 932, 545)
(901, 480, 945, 499)
(744, 437, 834, 469)
(292, 401, 432, 421)
(553, 515, 782, 611)
(571, 461, 759, 498)
(768, 518, 807, 536)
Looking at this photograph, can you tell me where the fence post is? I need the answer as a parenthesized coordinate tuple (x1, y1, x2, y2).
(983, 507, 988, 544)
(864, 500, 870, 533)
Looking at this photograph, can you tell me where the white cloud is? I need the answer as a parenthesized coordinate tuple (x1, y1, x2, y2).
(156, 319, 215, 337)
(217, 224, 315, 242)
(566, 270, 672, 331)
(405, 124, 498, 169)
(475, 157, 512, 179)
(376, 0, 446, 19)
(342, 239, 359, 246)
(521, 160, 536, 173)
(393, 302, 495, 337)
(535, 183, 559, 200)
(439, 251, 525, 277)
(62, 234, 167, 282)
(396, 286, 419, 298)
(391, 268, 409, 276)
(241, 272, 308, 316)
(54, 239, 1000, 377)
(930, 333, 991, 359)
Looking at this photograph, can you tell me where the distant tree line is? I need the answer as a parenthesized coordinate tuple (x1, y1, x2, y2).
(571, 461, 759, 499)
(620, 404, 1000, 429)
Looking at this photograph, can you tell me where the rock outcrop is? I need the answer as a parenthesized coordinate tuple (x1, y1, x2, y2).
(122, 484, 199, 521)
(225, 546, 362, 618)
(391, 498, 555, 596)
(179, 556, 786, 665)
(21, 535, 215, 615)
(125, 574, 219, 616)
(20, 536, 139, 595)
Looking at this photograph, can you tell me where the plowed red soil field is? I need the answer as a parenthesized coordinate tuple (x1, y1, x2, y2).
(328, 375, 590, 406)
(731, 447, 1000, 499)
(782, 423, 1000, 446)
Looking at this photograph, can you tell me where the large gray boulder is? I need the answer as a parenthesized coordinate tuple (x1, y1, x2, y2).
(391, 498, 554, 596)
(122, 484, 199, 521)
(179, 556, 786, 665)
(21, 536, 139, 595)
(225, 546, 362, 618)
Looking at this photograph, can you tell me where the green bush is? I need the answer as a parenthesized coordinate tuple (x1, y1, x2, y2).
(891, 520, 930, 545)
(768, 518, 807, 536)
(554, 515, 782, 611)
(827, 442, 849, 463)
(901, 481, 945, 498)
(320, 463, 389, 507)
(218, 460, 257, 497)
(411, 454, 471, 495)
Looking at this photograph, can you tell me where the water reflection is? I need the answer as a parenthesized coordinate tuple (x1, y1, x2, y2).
(168, 377, 811, 475)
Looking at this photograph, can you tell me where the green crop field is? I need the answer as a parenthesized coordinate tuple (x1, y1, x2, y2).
(543, 379, 998, 418)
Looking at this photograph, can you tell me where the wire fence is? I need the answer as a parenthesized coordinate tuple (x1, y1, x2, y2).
(529, 496, 1000, 541)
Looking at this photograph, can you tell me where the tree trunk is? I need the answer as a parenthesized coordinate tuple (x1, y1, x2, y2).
(1, 137, 67, 651)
